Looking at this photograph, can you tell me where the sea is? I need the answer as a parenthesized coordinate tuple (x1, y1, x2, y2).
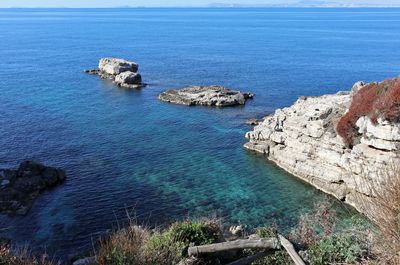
(0, 7, 399, 259)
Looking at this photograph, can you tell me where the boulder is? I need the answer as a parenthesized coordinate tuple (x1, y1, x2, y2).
(246, 118, 260, 126)
(84, 69, 99, 75)
(229, 225, 244, 236)
(114, 71, 142, 88)
(0, 161, 66, 215)
(159, 86, 254, 107)
(98, 58, 138, 76)
(351, 81, 366, 94)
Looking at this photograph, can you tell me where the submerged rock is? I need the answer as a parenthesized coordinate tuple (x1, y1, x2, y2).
(72, 257, 96, 265)
(159, 86, 254, 107)
(244, 78, 400, 215)
(85, 57, 145, 88)
(0, 161, 66, 215)
(84, 69, 99, 75)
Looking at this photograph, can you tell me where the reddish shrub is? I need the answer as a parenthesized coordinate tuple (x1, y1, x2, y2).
(337, 78, 400, 147)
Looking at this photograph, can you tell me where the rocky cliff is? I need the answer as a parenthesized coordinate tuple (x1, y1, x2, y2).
(244, 78, 400, 213)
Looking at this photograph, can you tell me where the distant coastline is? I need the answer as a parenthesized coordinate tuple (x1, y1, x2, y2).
(3, 1, 400, 9)
(3, 6, 400, 9)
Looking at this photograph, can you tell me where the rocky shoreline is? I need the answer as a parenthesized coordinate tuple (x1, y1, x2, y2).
(244, 78, 400, 214)
(0, 161, 66, 215)
(159, 85, 254, 107)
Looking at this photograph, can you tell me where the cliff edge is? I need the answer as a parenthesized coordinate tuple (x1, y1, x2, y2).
(245, 78, 400, 214)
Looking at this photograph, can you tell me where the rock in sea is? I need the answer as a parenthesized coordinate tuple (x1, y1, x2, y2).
(85, 57, 145, 89)
(0, 161, 66, 215)
(246, 118, 260, 126)
(159, 85, 254, 107)
(114, 71, 142, 88)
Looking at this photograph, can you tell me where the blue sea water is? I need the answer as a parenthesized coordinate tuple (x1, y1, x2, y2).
(0, 8, 399, 259)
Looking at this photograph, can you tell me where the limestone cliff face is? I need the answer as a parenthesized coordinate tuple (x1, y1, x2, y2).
(244, 82, 400, 213)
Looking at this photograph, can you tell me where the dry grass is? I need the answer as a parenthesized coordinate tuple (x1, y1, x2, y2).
(0, 244, 57, 265)
(355, 164, 400, 265)
(289, 200, 337, 248)
(96, 223, 150, 265)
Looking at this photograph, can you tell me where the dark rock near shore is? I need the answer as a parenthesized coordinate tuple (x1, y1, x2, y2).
(246, 118, 260, 126)
(0, 161, 66, 215)
(84, 69, 99, 75)
(159, 86, 254, 107)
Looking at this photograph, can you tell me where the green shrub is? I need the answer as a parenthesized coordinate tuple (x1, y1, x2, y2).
(256, 227, 278, 239)
(308, 234, 368, 265)
(167, 221, 220, 256)
(144, 221, 221, 264)
(104, 246, 140, 265)
(249, 249, 294, 265)
(144, 232, 182, 265)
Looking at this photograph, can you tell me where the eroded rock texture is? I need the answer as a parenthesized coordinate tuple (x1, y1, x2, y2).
(85, 58, 144, 88)
(0, 161, 66, 215)
(159, 86, 254, 107)
(245, 79, 400, 213)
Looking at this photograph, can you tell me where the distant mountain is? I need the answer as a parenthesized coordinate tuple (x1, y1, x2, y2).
(290, 0, 357, 7)
(208, 1, 400, 8)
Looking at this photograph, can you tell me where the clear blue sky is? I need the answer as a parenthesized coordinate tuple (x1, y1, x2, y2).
(1, 0, 400, 8)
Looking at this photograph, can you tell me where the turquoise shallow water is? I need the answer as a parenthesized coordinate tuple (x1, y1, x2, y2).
(0, 8, 400, 258)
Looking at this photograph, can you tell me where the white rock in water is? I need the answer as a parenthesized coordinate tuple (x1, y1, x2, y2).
(159, 86, 254, 107)
(99, 58, 138, 76)
(86, 58, 145, 88)
(244, 85, 400, 215)
(115, 71, 142, 87)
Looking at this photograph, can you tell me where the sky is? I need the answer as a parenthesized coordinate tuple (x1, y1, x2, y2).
(1, 0, 400, 8)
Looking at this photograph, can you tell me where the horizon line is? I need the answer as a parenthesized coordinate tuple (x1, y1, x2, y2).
(2, 6, 400, 9)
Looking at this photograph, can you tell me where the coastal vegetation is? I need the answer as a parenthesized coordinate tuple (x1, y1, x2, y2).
(72, 188, 400, 265)
(2, 191, 399, 264)
(337, 77, 400, 147)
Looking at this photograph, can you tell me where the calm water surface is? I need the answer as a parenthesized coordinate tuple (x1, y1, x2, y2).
(0, 8, 399, 258)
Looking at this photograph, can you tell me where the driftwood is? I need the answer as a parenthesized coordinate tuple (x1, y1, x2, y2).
(188, 238, 279, 257)
(278, 235, 306, 265)
(187, 236, 305, 265)
(226, 251, 269, 265)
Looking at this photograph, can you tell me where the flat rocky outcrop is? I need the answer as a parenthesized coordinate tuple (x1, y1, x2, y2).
(159, 86, 254, 107)
(0, 161, 66, 215)
(244, 79, 400, 214)
(85, 58, 144, 88)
